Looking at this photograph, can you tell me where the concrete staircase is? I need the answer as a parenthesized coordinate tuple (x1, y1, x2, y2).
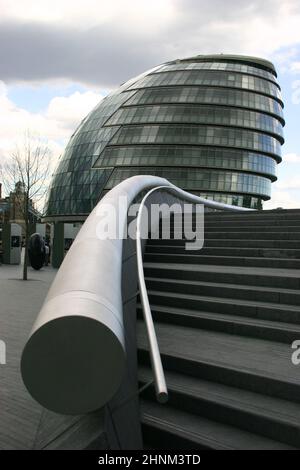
(137, 209, 300, 450)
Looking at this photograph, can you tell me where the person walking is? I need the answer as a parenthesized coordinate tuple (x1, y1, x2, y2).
(45, 243, 50, 266)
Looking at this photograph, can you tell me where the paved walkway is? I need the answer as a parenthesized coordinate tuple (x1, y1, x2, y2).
(0, 261, 57, 449)
(0, 261, 105, 450)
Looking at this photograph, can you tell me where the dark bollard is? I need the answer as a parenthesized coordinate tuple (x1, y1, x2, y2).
(28, 233, 46, 270)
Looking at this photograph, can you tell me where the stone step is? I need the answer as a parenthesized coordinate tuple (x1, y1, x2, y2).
(137, 321, 300, 402)
(144, 276, 300, 306)
(156, 230, 300, 240)
(140, 400, 294, 450)
(144, 262, 300, 289)
(139, 367, 300, 447)
(146, 245, 300, 259)
(145, 289, 300, 324)
(137, 302, 300, 343)
(167, 224, 300, 232)
(203, 219, 300, 227)
(144, 252, 300, 269)
(147, 238, 300, 249)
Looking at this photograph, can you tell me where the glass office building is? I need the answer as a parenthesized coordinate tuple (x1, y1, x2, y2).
(46, 54, 284, 219)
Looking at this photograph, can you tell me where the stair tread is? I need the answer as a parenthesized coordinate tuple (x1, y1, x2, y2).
(150, 237, 300, 241)
(148, 238, 300, 244)
(203, 210, 300, 217)
(139, 366, 300, 427)
(146, 288, 300, 312)
(204, 221, 300, 225)
(137, 302, 300, 332)
(141, 401, 294, 450)
(146, 253, 300, 262)
(170, 226, 300, 230)
(144, 276, 300, 296)
(147, 245, 300, 251)
(144, 261, 300, 278)
(137, 320, 300, 386)
(159, 229, 300, 233)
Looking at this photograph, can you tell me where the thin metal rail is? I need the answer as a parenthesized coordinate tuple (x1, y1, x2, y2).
(136, 184, 251, 404)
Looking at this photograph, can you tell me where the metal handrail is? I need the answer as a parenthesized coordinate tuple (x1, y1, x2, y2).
(135, 184, 252, 404)
(136, 187, 169, 404)
(21, 175, 252, 415)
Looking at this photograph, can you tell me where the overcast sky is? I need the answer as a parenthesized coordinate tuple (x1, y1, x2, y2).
(0, 0, 300, 207)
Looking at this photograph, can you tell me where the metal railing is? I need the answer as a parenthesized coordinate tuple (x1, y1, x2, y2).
(21, 175, 252, 415)
(135, 183, 252, 404)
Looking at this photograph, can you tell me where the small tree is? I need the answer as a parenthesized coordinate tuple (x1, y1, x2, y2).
(1, 132, 51, 280)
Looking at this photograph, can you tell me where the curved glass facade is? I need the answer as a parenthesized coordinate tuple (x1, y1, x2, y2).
(99, 147, 277, 179)
(46, 54, 285, 218)
(126, 87, 284, 121)
(109, 125, 281, 157)
(156, 62, 279, 84)
(128, 71, 283, 103)
(106, 105, 283, 140)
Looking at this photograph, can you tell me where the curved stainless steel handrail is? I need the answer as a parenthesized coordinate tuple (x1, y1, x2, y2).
(21, 175, 252, 415)
(136, 187, 170, 404)
(135, 184, 252, 404)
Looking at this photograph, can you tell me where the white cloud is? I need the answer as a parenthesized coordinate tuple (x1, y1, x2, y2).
(46, 90, 104, 130)
(0, 0, 174, 31)
(284, 153, 300, 162)
(0, 80, 103, 172)
(264, 189, 300, 209)
(272, 47, 299, 73)
(290, 61, 300, 73)
(276, 176, 300, 190)
(1, 0, 300, 87)
(167, 0, 300, 60)
(292, 80, 300, 104)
